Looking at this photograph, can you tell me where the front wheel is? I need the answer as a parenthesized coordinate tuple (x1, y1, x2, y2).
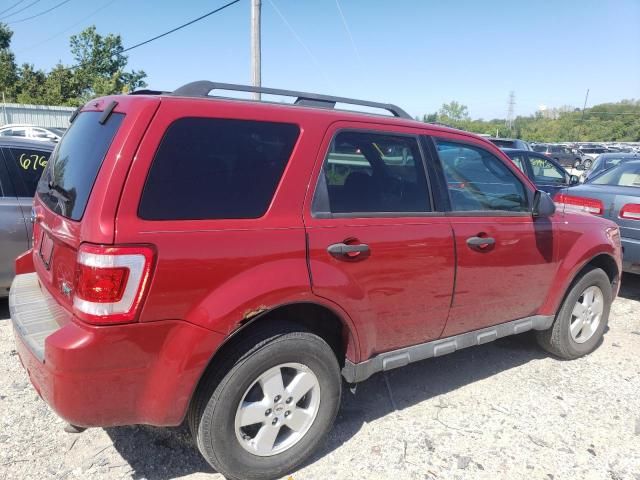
(574, 158, 582, 168)
(189, 323, 342, 480)
(536, 267, 612, 359)
(582, 158, 593, 169)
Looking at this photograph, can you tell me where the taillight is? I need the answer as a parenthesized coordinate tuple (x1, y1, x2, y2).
(555, 194, 604, 215)
(619, 203, 640, 220)
(73, 244, 155, 325)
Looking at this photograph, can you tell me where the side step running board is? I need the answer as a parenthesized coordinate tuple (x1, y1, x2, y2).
(341, 315, 554, 383)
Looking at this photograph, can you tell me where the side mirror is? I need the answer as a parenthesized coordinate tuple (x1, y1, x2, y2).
(569, 175, 580, 185)
(532, 190, 556, 218)
(575, 164, 585, 171)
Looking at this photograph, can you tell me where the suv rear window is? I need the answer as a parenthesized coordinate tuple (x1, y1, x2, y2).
(37, 111, 124, 220)
(139, 118, 299, 220)
(489, 139, 515, 148)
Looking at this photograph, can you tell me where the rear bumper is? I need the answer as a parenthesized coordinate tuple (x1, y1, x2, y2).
(621, 236, 640, 274)
(10, 273, 225, 427)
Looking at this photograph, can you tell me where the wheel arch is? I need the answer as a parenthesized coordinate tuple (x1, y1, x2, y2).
(183, 300, 359, 421)
(549, 252, 620, 316)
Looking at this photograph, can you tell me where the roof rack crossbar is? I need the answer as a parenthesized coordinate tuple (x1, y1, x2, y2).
(171, 81, 412, 119)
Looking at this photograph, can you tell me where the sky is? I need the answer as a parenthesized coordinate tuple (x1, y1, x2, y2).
(4, 0, 640, 119)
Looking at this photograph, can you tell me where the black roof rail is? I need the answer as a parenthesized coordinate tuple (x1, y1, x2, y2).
(171, 81, 412, 119)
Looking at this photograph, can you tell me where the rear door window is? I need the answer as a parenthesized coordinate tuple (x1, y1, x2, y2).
(139, 118, 299, 220)
(315, 130, 431, 215)
(37, 111, 124, 220)
(3, 147, 52, 197)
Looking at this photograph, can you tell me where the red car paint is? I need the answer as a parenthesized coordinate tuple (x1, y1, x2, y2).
(12, 92, 621, 428)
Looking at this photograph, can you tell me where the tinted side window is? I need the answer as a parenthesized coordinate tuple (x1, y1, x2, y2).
(4, 147, 51, 196)
(317, 131, 431, 214)
(0, 152, 12, 197)
(139, 118, 299, 220)
(436, 140, 528, 212)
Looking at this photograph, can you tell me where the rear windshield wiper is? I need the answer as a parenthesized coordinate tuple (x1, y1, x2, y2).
(47, 180, 71, 201)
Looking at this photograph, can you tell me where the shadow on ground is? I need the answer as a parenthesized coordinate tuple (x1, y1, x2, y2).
(106, 332, 545, 479)
(105, 424, 215, 479)
(0, 298, 8, 319)
(619, 272, 640, 300)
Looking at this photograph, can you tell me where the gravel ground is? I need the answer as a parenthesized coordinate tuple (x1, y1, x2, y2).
(1, 275, 639, 480)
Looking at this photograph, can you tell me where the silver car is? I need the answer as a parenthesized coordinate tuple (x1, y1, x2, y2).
(0, 138, 54, 296)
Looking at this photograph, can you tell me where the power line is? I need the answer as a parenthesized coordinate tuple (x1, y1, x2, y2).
(121, 0, 242, 53)
(266, 0, 333, 88)
(585, 111, 640, 116)
(0, 0, 41, 20)
(16, 0, 119, 54)
(9, 0, 74, 25)
(35, 0, 242, 75)
(0, 0, 27, 17)
(335, 0, 362, 65)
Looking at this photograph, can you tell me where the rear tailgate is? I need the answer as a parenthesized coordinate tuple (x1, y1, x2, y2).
(32, 96, 160, 310)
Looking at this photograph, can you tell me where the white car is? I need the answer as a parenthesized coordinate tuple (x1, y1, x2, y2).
(579, 146, 609, 160)
(0, 124, 65, 142)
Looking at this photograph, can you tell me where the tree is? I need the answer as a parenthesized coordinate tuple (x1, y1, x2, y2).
(420, 99, 640, 142)
(0, 23, 18, 100)
(15, 63, 46, 103)
(70, 26, 146, 102)
(0, 23, 147, 106)
(422, 112, 437, 123)
(438, 101, 469, 123)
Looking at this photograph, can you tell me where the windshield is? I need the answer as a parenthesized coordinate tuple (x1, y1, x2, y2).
(603, 157, 638, 170)
(590, 162, 640, 187)
(37, 111, 124, 220)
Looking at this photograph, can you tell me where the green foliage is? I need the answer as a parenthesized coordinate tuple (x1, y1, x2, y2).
(422, 100, 640, 142)
(438, 101, 469, 123)
(0, 23, 146, 106)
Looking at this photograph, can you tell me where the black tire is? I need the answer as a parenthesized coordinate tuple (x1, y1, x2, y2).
(536, 267, 612, 359)
(574, 158, 582, 168)
(188, 322, 341, 480)
(583, 159, 593, 169)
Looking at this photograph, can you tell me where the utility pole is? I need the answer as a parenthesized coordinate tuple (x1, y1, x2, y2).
(506, 91, 515, 132)
(251, 0, 261, 100)
(580, 88, 590, 138)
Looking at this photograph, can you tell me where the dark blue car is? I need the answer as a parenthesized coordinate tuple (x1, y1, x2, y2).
(502, 148, 579, 197)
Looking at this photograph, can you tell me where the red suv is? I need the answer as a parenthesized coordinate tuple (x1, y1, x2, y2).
(10, 82, 622, 480)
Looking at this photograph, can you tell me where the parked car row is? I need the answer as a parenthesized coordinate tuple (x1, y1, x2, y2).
(0, 123, 65, 143)
(4, 83, 625, 480)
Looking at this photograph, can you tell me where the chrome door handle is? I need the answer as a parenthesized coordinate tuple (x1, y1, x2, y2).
(327, 243, 370, 258)
(466, 236, 495, 250)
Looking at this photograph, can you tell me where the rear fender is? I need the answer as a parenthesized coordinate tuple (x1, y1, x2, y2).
(183, 259, 360, 360)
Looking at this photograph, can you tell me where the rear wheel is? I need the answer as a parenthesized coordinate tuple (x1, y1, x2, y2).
(583, 158, 593, 169)
(574, 158, 582, 168)
(189, 323, 342, 480)
(536, 267, 612, 359)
